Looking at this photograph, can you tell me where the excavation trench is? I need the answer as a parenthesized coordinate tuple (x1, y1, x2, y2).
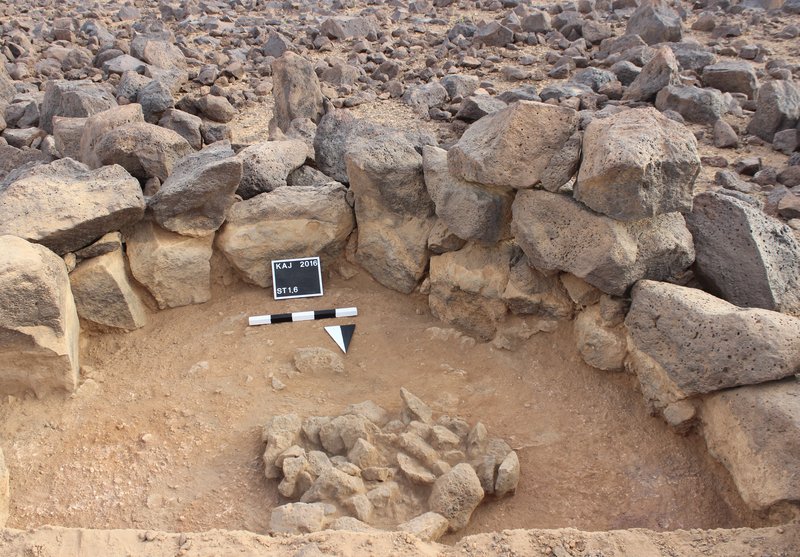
(0, 263, 767, 541)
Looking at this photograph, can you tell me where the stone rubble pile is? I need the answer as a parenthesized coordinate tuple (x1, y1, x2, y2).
(263, 388, 520, 541)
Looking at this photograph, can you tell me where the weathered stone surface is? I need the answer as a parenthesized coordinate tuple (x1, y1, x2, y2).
(217, 185, 354, 287)
(428, 463, 484, 532)
(655, 85, 726, 124)
(126, 220, 213, 309)
(686, 191, 800, 313)
(235, 140, 307, 199)
(398, 512, 449, 542)
(314, 110, 436, 184)
(93, 122, 193, 180)
(294, 347, 345, 375)
(346, 133, 434, 294)
(622, 46, 681, 102)
(428, 243, 511, 340)
(540, 131, 583, 193)
(194, 94, 235, 123)
(40, 80, 116, 133)
(403, 82, 448, 117)
(158, 109, 202, 150)
(79, 103, 145, 168)
(137, 79, 174, 123)
(69, 249, 147, 331)
(448, 101, 578, 189)
(626, 280, 800, 404)
(75, 231, 122, 260)
(512, 190, 694, 296)
(149, 141, 242, 237)
(397, 452, 436, 485)
(494, 450, 520, 498)
(0, 235, 79, 396)
(301, 467, 366, 505)
(320, 16, 375, 39)
(0, 64, 15, 103)
(575, 107, 700, 221)
(501, 254, 574, 319)
(626, 1, 683, 45)
(701, 380, 800, 512)
(574, 305, 627, 371)
(270, 502, 329, 534)
(422, 146, 512, 243)
(263, 414, 303, 479)
(701, 61, 759, 99)
(747, 80, 800, 142)
(455, 95, 508, 122)
(52, 116, 86, 160)
(400, 387, 433, 425)
(0, 158, 145, 255)
(271, 52, 324, 133)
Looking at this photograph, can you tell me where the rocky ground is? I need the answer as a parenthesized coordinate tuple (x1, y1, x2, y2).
(1, 0, 800, 554)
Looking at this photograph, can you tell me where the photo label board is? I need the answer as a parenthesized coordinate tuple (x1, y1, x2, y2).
(272, 256, 324, 300)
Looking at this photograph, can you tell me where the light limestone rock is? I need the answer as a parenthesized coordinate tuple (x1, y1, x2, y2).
(126, 220, 213, 309)
(0, 235, 80, 396)
(217, 184, 353, 288)
(69, 249, 147, 331)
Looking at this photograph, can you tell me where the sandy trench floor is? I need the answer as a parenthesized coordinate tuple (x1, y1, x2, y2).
(0, 261, 768, 542)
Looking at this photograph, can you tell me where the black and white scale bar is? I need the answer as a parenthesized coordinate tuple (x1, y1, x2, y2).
(248, 307, 357, 326)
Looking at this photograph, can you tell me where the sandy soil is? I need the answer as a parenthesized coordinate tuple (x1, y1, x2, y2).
(0, 257, 768, 540)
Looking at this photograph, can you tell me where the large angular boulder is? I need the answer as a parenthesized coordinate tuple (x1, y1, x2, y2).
(271, 52, 324, 133)
(746, 80, 800, 142)
(69, 249, 147, 331)
(428, 243, 511, 341)
(686, 192, 800, 313)
(655, 85, 726, 124)
(428, 463, 484, 532)
(314, 110, 437, 184)
(320, 16, 376, 39)
(79, 104, 145, 168)
(422, 146, 512, 244)
(626, 0, 683, 45)
(235, 140, 307, 199)
(149, 141, 242, 237)
(0, 235, 80, 396)
(217, 184, 354, 287)
(40, 79, 116, 133)
(575, 107, 700, 221)
(701, 61, 759, 99)
(701, 380, 800, 512)
(93, 122, 193, 180)
(512, 190, 694, 296)
(447, 101, 578, 189)
(622, 46, 681, 102)
(626, 280, 800, 407)
(345, 133, 434, 293)
(0, 158, 145, 255)
(126, 220, 213, 309)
